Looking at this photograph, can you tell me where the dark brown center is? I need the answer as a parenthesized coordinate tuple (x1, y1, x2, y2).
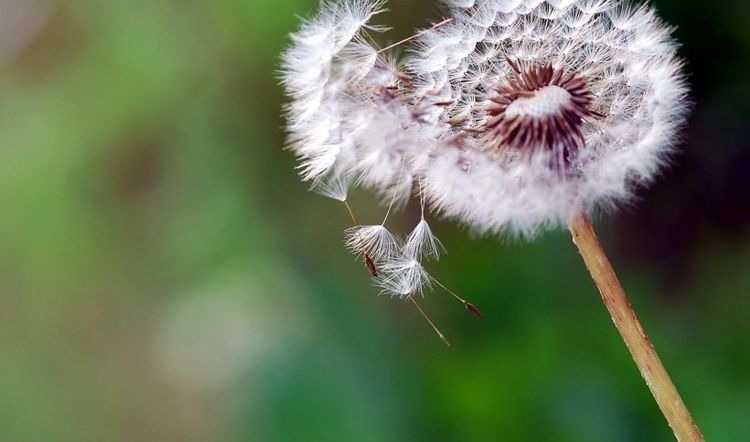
(485, 63, 599, 165)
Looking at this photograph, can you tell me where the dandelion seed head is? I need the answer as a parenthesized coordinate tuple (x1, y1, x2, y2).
(405, 0, 689, 235)
(282, 0, 689, 299)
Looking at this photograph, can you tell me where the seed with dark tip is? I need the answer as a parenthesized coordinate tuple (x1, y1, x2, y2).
(464, 302, 483, 318)
(364, 254, 378, 277)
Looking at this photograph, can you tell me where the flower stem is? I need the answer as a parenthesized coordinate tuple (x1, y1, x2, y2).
(568, 216, 704, 442)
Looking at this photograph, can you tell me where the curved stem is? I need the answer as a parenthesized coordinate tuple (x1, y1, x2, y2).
(568, 216, 704, 442)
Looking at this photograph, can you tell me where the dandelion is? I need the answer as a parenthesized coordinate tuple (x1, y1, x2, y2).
(281, 1, 701, 440)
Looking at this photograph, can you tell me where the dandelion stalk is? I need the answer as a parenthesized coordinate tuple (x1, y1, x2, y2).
(569, 215, 704, 442)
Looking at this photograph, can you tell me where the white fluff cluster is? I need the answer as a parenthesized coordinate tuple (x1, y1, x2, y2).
(344, 218, 443, 299)
(280, 0, 385, 185)
(281, 0, 688, 296)
(410, 0, 688, 235)
(280, 0, 438, 203)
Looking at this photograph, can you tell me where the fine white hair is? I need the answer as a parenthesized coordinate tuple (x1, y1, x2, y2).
(281, 0, 689, 295)
(407, 0, 688, 235)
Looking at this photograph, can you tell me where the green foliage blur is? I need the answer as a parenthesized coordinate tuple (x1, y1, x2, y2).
(1, 0, 748, 441)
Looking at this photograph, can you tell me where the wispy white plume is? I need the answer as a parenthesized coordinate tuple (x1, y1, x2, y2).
(310, 169, 352, 202)
(345, 225, 400, 262)
(402, 219, 444, 260)
(376, 257, 432, 298)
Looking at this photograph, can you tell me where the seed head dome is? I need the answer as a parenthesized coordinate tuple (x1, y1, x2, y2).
(281, 0, 689, 295)
(282, 0, 689, 237)
(407, 0, 688, 235)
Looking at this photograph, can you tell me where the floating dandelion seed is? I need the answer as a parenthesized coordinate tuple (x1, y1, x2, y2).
(345, 224, 400, 263)
(281, 1, 701, 440)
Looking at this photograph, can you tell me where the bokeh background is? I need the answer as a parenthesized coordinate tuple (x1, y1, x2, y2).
(1, 0, 748, 441)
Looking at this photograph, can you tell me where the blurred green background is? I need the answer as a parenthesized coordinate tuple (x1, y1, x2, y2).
(0, 0, 748, 441)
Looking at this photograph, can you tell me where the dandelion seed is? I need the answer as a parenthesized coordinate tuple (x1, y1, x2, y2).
(464, 302, 482, 319)
(345, 224, 400, 262)
(376, 257, 432, 299)
(311, 169, 352, 202)
(431, 276, 482, 319)
(402, 218, 444, 261)
(364, 254, 378, 277)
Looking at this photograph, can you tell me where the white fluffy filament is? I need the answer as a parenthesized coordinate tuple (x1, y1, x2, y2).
(403, 219, 444, 260)
(377, 258, 432, 298)
(345, 225, 401, 262)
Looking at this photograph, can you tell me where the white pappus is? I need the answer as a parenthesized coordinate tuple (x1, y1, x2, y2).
(281, 0, 688, 305)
